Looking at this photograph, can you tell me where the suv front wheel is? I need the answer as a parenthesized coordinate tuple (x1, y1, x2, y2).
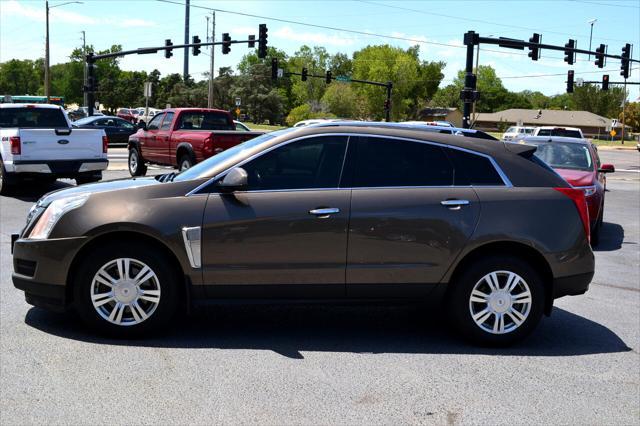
(449, 255, 544, 346)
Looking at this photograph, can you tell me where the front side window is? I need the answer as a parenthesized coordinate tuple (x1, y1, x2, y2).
(240, 136, 348, 190)
(351, 137, 453, 187)
(147, 113, 164, 130)
(160, 112, 174, 130)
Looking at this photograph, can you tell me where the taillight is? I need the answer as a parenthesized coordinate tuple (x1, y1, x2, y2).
(102, 135, 108, 153)
(555, 187, 590, 241)
(203, 135, 213, 157)
(10, 136, 21, 155)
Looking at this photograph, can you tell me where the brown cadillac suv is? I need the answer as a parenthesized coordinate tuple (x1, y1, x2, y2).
(12, 122, 594, 345)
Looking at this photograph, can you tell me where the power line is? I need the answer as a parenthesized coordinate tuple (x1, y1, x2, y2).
(568, 0, 640, 9)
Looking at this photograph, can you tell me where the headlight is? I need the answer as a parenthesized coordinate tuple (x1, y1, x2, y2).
(28, 194, 89, 240)
(579, 185, 597, 197)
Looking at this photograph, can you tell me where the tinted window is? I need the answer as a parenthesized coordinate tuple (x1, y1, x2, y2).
(528, 142, 593, 171)
(178, 111, 233, 131)
(240, 136, 348, 190)
(353, 137, 453, 187)
(537, 128, 582, 138)
(160, 112, 174, 130)
(0, 107, 67, 128)
(446, 148, 505, 186)
(147, 113, 163, 130)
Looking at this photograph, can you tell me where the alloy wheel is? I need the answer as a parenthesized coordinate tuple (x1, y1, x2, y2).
(90, 258, 161, 326)
(468, 270, 532, 334)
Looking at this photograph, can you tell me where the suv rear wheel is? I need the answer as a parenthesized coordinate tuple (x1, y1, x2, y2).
(449, 255, 544, 346)
(73, 242, 179, 337)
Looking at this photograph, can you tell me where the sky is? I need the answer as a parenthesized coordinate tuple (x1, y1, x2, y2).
(1, 0, 639, 100)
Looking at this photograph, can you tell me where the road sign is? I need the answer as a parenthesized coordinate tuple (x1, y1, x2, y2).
(277, 68, 284, 78)
(336, 76, 351, 82)
(94, 101, 100, 109)
(610, 129, 616, 137)
(144, 82, 152, 97)
(235, 97, 241, 106)
(235, 108, 241, 116)
(576, 78, 584, 87)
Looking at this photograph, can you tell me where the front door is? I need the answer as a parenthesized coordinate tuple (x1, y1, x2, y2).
(344, 136, 481, 297)
(201, 135, 351, 298)
(140, 113, 165, 163)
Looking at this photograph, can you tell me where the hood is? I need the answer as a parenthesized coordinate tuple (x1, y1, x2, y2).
(38, 177, 159, 207)
(554, 168, 595, 187)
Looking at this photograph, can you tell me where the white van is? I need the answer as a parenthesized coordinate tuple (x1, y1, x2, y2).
(502, 126, 535, 141)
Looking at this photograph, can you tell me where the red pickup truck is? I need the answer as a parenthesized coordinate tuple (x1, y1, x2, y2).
(127, 108, 263, 176)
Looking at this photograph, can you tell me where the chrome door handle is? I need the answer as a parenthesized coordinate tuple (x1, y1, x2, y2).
(309, 207, 340, 217)
(441, 199, 469, 210)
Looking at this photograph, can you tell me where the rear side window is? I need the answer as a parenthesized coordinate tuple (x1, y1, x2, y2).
(446, 148, 505, 186)
(352, 137, 453, 187)
(0, 107, 67, 128)
(177, 111, 233, 131)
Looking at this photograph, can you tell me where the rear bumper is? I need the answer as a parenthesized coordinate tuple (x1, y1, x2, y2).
(552, 271, 594, 299)
(6, 159, 107, 176)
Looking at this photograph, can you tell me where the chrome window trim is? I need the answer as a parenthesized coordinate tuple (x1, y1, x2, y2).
(185, 132, 512, 196)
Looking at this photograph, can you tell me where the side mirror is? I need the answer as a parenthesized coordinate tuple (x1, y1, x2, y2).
(217, 167, 248, 192)
(137, 121, 147, 131)
(599, 164, 615, 173)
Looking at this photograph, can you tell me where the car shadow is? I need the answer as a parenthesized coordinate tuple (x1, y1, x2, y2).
(593, 222, 625, 252)
(3, 180, 74, 202)
(24, 304, 632, 359)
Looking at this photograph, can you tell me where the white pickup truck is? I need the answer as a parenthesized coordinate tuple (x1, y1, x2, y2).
(0, 104, 108, 194)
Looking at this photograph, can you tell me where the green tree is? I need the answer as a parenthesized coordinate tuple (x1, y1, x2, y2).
(620, 102, 640, 132)
(321, 82, 359, 118)
(572, 84, 625, 118)
(0, 59, 41, 95)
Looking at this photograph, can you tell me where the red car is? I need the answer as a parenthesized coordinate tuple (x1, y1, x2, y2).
(117, 108, 137, 124)
(522, 136, 615, 245)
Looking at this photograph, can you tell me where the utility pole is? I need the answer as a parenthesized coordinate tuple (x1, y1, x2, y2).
(81, 30, 87, 107)
(588, 19, 597, 60)
(621, 79, 627, 144)
(207, 11, 216, 108)
(183, 0, 190, 80)
(45, 1, 50, 102)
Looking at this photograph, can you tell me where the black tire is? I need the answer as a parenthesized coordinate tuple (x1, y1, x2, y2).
(590, 210, 603, 247)
(73, 242, 180, 338)
(128, 148, 147, 177)
(0, 161, 15, 195)
(75, 172, 102, 185)
(448, 255, 545, 346)
(178, 153, 195, 172)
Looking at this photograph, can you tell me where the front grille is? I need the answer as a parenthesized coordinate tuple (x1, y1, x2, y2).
(15, 259, 37, 277)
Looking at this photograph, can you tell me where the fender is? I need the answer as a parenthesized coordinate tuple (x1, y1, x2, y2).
(175, 142, 195, 163)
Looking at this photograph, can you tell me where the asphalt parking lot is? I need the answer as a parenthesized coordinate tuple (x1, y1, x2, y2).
(0, 149, 638, 424)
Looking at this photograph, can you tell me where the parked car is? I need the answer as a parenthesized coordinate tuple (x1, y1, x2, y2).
(404, 120, 454, 127)
(67, 107, 104, 121)
(234, 120, 252, 131)
(136, 108, 162, 126)
(518, 136, 614, 245)
(0, 104, 108, 194)
(128, 108, 264, 176)
(399, 122, 498, 140)
(116, 108, 137, 124)
(73, 115, 137, 146)
(533, 126, 584, 139)
(12, 122, 594, 345)
(293, 119, 335, 127)
(502, 126, 535, 141)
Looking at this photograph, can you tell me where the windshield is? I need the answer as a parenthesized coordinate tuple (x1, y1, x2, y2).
(537, 128, 582, 138)
(505, 127, 516, 133)
(174, 128, 297, 182)
(528, 142, 593, 171)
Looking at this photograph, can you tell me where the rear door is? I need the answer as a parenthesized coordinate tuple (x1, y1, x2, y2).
(345, 136, 481, 298)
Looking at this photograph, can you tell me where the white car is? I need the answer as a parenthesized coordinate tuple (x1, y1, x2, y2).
(533, 126, 584, 139)
(0, 104, 108, 194)
(502, 126, 535, 142)
(136, 108, 162, 125)
(293, 119, 336, 128)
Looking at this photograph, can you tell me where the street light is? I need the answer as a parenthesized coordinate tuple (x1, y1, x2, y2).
(587, 18, 597, 60)
(45, 1, 83, 102)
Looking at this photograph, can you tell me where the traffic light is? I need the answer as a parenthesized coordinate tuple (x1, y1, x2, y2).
(222, 33, 231, 54)
(258, 24, 268, 59)
(564, 39, 575, 65)
(301, 67, 308, 81)
(567, 70, 574, 93)
(248, 35, 255, 48)
(271, 58, 278, 80)
(192, 35, 201, 56)
(528, 33, 540, 61)
(164, 39, 173, 58)
(594, 44, 606, 68)
(384, 98, 391, 111)
(621, 43, 631, 79)
(602, 74, 609, 91)
(326, 70, 332, 84)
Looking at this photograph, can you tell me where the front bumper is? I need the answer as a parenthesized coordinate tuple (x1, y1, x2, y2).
(6, 159, 108, 176)
(12, 235, 88, 312)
